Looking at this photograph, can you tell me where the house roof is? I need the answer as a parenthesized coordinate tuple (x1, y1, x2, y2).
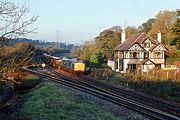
(127, 59, 155, 65)
(140, 59, 155, 65)
(114, 32, 158, 51)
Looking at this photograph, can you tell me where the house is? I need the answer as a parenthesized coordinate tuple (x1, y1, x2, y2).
(113, 31, 167, 73)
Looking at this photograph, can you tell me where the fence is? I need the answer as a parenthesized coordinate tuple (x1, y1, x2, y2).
(142, 69, 180, 80)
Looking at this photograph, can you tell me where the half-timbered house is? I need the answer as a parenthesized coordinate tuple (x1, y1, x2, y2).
(114, 31, 167, 73)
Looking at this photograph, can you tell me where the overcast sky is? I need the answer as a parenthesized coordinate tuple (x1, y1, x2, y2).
(13, 0, 180, 44)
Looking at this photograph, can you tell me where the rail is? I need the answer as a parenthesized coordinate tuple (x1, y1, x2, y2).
(21, 67, 180, 120)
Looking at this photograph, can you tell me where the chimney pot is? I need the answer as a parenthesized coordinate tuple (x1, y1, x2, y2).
(121, 30, 126, 43)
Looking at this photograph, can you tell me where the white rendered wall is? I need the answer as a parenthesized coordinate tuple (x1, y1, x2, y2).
(123, 59, 130, 73)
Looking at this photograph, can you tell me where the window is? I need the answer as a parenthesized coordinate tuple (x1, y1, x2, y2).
(133, 52, 137, 58)
(130, 64, 136, 70)
(144, 42, 150, 48)
(157, 52, 161, 58)
(144, 52, 148, 59)
(130, 52, 138, 58)
(155, 64, 161, 69)
(155, 52, 161, 58)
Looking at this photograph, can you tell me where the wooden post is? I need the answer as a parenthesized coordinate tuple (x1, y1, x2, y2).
(174, 70, 176, 80)
(176, 69, 178, 80)
(177, 69, 178, 80)
(167, 71, 169, 79)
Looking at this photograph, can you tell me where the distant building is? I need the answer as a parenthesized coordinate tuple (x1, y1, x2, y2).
(113, 31, 167, 73)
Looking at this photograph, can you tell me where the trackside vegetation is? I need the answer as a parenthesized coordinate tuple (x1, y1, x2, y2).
(114, 73, 180, 103)
(90, 69, 180, 103)
(12, 82, 117, 120)
(20, 74, 41, 85)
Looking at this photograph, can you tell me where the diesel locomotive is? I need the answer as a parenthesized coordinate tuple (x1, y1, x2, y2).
(43, 53, 85, 74)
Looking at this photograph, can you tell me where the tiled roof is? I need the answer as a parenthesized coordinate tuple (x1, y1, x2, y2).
(114, 32, 157, 51)
(128, 59, 156, 65)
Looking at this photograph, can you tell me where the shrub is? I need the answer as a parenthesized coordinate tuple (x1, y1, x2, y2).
(102, 71, 180, 103)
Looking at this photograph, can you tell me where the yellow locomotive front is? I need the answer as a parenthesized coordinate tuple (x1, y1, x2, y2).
(73, 62, 85, 73)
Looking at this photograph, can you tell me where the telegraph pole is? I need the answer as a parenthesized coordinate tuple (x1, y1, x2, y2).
(56, 30, 60, 48)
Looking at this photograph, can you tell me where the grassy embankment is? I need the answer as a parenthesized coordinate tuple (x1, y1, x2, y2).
(20, 74, 41, 85)
(90, 69, 180, 103)
(11, 82, 117, 120)
(14, 73, 42, 90)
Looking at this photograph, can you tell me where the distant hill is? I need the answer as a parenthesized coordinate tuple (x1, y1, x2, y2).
(5, 38, 79, 51)
(109, 26, 122, 32)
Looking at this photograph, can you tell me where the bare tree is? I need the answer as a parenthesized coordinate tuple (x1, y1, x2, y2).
(0, 43, 35, 84)
(0, 1, 38, 87)
(0, 0, 38, 43)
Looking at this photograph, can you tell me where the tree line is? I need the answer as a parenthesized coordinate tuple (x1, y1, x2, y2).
(71, 10, 180, 67)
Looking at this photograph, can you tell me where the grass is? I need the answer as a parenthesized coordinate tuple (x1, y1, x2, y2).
(12, 82, 117, 120)
(20, 74, 41, 85)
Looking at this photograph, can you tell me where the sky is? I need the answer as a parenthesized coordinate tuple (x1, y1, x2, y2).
(13, 0, 180, 44)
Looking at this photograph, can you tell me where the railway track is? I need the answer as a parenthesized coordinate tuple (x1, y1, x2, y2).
(21, 66, 180, 120)
(79, 75, 180, 117)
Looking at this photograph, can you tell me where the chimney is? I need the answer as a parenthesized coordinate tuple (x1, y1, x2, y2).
(157, 32, 161, 43)
(121, 30, 126, 43)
